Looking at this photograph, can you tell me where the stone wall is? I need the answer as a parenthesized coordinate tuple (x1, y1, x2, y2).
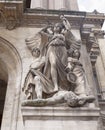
(0, 10, 105, 130)
(0, 27, 41, 130)
(0, 26, 98, 130)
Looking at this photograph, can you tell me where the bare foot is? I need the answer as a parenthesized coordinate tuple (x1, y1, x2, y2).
(54, 87, 58, 92)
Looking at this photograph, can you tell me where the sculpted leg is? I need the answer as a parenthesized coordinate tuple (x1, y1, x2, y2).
(49, 51, 59, 92)
(34, 76, 42, 99)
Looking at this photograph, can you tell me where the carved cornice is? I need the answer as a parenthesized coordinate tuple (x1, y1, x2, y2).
(21, 9, 105, 29)
(21, 10, 105, 30)
(21, 13, 85, 29)
(0, 1, 105, 30)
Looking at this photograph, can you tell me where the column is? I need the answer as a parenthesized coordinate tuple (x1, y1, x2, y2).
(81, 27, 99, 106)
(54, 0, 66, 10)
(31, 0, 47, 9)
(49, 0, 66, 10)
(69, 0, 79, 11)
(96, 55, 105, 99)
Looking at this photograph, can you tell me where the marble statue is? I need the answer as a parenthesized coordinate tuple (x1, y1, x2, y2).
(22, 15, 95, 107)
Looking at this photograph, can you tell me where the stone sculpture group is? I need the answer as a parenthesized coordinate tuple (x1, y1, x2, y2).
(22, 15, 95, 107)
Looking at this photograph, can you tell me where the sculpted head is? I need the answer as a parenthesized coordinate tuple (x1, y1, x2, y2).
(72, 49, 81, 60)
(32, 48, 40, 58)
(54, 23, 64, 33)
(64, 91, 79, 107)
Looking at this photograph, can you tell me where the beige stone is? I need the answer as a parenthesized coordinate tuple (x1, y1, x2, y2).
(22, 107, 100, 130)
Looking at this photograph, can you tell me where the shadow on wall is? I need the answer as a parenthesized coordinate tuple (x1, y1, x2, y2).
(25, 0, 31, 8)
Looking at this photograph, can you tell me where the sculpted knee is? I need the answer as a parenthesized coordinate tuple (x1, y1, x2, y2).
(34, 76, 41, 82)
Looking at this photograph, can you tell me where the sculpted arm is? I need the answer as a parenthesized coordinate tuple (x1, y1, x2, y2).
(30, 57, 45, 70)
(39, 25, 53, 38)
(60, 15, 71, 31)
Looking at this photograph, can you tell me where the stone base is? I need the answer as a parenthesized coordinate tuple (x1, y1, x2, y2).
(21, 107, 100, 130)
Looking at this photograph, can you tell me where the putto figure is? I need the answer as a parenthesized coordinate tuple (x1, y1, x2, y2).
(22, 15, 95, 107)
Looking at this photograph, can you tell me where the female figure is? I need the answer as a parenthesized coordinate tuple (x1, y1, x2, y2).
(42, 22, 68, 92)
(24, 15, 82, 100)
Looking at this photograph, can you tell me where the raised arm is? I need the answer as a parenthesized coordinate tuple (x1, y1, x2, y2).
(60, 15, 71, 31)
(39, 25, 54, 37)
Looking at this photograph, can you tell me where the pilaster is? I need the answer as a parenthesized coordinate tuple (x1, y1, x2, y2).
(94, 30, 105, 99)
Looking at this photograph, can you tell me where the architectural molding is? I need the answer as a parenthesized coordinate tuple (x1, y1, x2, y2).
(0, 1, 105, 30)
(0, 37, 22, 130)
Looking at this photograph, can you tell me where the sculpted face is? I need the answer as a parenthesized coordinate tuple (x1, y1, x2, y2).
(32, 48, 40, 58)
(72, 50, 80, 59)
(54, 23, 62, 33)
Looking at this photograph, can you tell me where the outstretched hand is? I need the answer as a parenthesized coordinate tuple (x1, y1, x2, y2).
(60, 15, 66, 21)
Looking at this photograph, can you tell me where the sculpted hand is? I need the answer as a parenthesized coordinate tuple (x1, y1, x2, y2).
(60, 15, 66, 21)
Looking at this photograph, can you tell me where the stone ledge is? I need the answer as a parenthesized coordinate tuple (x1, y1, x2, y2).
(0, 1, 23, 4)
(21, 106, 100, 120)
(21, 107, 101, 130)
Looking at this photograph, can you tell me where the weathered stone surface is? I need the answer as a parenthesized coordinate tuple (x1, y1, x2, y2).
(0, 0, 105, 130)
(22, 107, 100, 130)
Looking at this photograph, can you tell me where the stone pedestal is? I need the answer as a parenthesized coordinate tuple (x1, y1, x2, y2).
(21, 107, 100, 130)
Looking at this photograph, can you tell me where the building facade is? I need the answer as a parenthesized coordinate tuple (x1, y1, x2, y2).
(0, 0, 105, 130)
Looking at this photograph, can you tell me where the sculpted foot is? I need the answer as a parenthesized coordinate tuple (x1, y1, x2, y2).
(54, 87, 59, 92)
